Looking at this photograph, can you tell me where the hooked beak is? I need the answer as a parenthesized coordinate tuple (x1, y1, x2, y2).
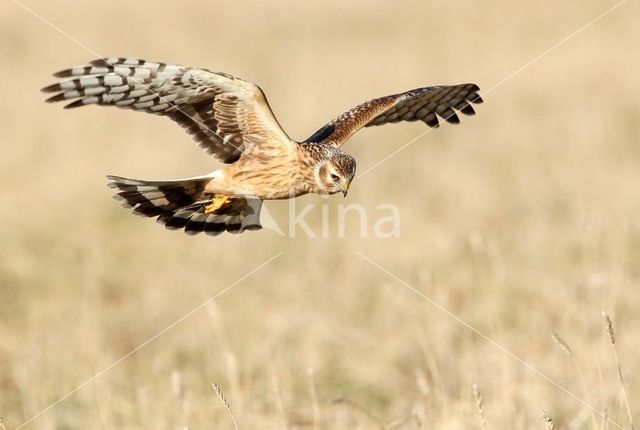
(341, 180, 350, 197)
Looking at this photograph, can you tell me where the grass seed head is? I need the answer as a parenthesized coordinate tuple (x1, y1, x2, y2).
(541, 410, 556, 430)
(551, 330, 572, 355)
(472, 383, 486, 430)
(601, 311, 615, 345)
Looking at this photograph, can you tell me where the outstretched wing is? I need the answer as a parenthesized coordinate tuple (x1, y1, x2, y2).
(304, 84, 482, 147)
(42, 57, 291, 163)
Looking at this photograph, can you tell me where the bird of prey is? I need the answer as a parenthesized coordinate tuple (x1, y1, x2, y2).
(43, 58, 482, 236)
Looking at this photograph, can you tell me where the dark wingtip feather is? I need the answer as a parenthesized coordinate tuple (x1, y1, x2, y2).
(468, 93, 484, 104)
(45, 93, 68, 103)
(53, 69, 75, 78)
(63, 99, 86, 109)
(460, 104, 476, 115)
(41, 83, 61, 93)
(422, 116, 440, 128)
(90, 58, 110, 67)
(443, 112, 460, 124)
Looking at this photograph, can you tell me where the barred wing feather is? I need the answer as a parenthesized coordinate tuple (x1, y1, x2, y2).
(42, 57, 291, 163)
(304, 83, 482, 147)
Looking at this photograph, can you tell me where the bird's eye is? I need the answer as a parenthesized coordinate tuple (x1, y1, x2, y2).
(330, 173, 340, 182)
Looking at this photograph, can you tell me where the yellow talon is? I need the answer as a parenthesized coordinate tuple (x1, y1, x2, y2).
(205, 195, 231, 213)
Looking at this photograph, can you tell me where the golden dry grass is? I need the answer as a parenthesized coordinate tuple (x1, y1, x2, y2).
(1, 0, 639, 429)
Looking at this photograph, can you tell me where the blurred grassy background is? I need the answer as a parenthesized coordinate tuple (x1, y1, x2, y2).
(1, 0, 639, 428)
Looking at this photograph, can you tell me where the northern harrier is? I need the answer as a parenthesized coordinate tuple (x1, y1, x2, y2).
(43, 58, 482, 235)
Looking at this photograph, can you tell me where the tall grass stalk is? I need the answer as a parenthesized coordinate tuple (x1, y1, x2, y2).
(212, 383, 239, 430)
(601, 311, 634, 430)
(551, 330, 598, 429)
(472, 383, 487, 430)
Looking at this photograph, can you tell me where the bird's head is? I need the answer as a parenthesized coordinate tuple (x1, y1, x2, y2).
(314, 149, 356, 197)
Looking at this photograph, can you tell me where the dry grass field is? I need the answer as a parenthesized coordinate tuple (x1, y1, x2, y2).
(1, 0, 639, 429)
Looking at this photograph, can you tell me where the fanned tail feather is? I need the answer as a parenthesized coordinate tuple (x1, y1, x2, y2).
(107, 175, 262, 235)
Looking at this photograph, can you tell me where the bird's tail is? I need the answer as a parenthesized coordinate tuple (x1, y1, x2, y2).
(107, 175, 263, 235)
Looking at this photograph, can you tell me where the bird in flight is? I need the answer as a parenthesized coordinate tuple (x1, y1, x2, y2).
(43, 58, 482, 236)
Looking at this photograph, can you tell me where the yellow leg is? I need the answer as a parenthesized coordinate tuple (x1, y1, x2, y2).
(205, 195, 231, 213)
